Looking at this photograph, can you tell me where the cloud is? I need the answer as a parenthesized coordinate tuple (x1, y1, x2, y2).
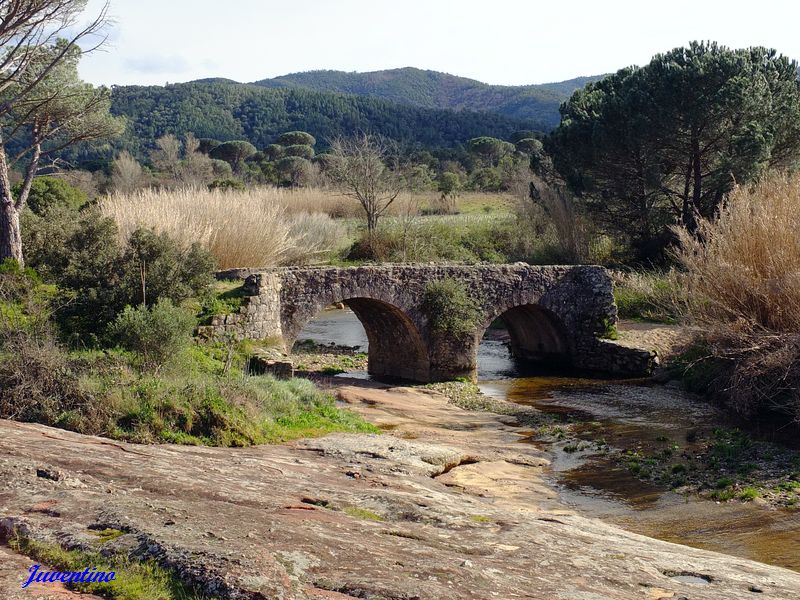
(123, 55, 191, 74)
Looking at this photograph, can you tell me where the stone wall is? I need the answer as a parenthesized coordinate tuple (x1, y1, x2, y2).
(204, 264, 654, 382)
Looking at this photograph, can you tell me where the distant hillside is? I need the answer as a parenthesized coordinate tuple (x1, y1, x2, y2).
(103, 80, 543, 160)
(253, 68, 603, 128)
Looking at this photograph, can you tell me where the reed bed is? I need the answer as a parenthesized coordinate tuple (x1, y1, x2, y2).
(99, 187, 348, 269)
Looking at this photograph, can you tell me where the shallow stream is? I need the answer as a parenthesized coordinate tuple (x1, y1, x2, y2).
(299, 308, 800, 571)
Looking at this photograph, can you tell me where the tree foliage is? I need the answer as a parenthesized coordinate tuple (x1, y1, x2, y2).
(0, 4, 124, 263)
(549, 42, 800, 259)
(98, 82, 538, 163)
(467, 136, 516, 165)
(277, 131, 316, 146)
(13, 176, 87, 216)
(208, 140, 257, 173)
(282, 144, 315, 159)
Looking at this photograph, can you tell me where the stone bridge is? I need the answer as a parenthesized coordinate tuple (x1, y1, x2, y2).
(208, 264, 655, 382)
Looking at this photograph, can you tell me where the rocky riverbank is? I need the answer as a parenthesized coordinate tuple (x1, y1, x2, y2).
(2, 379, 800, 599)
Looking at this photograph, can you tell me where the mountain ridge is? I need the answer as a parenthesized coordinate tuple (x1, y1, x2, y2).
(249, 67, 603, 128)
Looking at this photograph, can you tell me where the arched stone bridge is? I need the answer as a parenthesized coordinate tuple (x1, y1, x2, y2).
(208, 264, 655, 382)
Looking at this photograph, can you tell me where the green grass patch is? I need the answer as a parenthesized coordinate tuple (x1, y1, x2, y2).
(710, 487, 736, 501)
(89, 528, 126, 544)
(342, 506, 385, 522)
(738, 487, 760, 501)
(108, 373, 379, 446)
(469, 515, 492, 523)
(9, 532, 202, 600)
(197, 281, 246, 324)
(612, 272, 677, 323)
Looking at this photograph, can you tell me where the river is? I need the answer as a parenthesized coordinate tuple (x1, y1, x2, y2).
(298, 307, 800, 572)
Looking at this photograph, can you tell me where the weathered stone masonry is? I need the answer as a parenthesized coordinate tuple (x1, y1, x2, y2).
(206, 264, 656, 382)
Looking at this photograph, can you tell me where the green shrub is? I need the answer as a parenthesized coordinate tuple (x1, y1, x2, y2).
(612, 271, 678, 322)
(208, 178, 245, 192)
(14, 176, 88, 215)
(198, 282, 246, 324)
(423, 278, 482, 338)
(23, 209, 215, 342)
(120, 228, 215, 308)
(112, 372, 378, 446)
(108, 299, 195, 372)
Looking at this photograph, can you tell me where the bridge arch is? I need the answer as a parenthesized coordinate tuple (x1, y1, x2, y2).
(286, 296, 430, 382)
(480, 302, 572, 368)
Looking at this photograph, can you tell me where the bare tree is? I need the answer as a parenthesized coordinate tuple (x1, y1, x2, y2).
(396, 193, 420, 262)
(149, 133, 182, 180)
(111, 151, 147, 194)
(178, 133, 213, 187)
(0, 1, 122, 264)
(327, 133, 403, 240)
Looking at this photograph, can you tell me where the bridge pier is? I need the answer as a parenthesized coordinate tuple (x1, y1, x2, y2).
(206, 265, 657, 382)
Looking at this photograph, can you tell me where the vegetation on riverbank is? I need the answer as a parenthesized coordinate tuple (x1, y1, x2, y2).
(619, 426, 800, 509)
(0, 259, 376, 447)
(672, 174, 800, 425)
(8, 531, 202, 600)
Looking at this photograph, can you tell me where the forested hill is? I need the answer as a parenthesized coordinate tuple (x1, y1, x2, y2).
(108, 80, 543, 158)
(253, 67, 602, 128)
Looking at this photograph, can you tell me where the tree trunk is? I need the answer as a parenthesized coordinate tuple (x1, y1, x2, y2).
(682, 129, 702, 236)
(0, 136, 40, 266)
(0, 138, 22, 264)
(0, 200, 23, 264)
(366, 211, 378, 239)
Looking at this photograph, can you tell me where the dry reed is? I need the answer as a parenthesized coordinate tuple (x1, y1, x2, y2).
(99, 187, 348, 269)
(674, 172, 800, 419)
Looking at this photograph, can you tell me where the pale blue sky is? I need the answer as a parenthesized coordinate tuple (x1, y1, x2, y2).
(78, 0, 800, 86)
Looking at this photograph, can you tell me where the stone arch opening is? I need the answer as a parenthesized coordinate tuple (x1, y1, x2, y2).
(485, 304, 571, 370)
(291, 298, 430, 382)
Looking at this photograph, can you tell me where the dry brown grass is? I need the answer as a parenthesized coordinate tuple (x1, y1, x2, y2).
(98, 187, 348, 269)
(674, 173, 800, 419)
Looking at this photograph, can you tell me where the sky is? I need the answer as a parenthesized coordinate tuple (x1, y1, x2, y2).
(78, 0, 800, 87)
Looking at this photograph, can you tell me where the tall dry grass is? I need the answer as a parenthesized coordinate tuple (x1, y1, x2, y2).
(99, 188, 348, 269)
(675, 173, 800, 419)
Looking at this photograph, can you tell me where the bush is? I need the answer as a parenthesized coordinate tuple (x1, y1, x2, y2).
(108, 299, 195, 372)
(208, 178, 245, 192)
(0, 260, 53, 337)
(14, 176, 88, 215)
(469, 167, 502, 192)
(674, 173, 800, 421)
(0, 327, 111, 433)
(119, 228, 215, 308)
(612, 271, 679, 322)
(23, 207, 215, 342)
(422, 278, 482, 338)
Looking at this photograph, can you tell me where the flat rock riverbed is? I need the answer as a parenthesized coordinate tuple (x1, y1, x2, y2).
(1, 381, 800, 599)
